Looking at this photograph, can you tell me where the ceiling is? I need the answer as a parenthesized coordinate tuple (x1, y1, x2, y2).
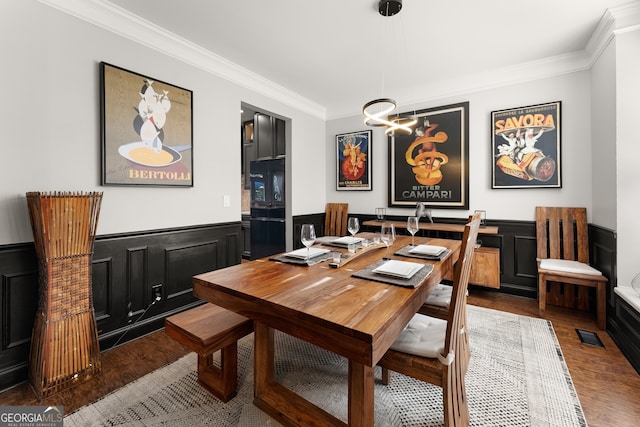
(104, 0, 635, 120)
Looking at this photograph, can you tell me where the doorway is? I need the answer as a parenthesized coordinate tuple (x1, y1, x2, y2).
(240, 102, 291, 259)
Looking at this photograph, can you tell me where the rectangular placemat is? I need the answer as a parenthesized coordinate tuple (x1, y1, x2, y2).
(270, 252, 333, 266)
(394, 245, 451, 261)
(352, 259, 434, 288)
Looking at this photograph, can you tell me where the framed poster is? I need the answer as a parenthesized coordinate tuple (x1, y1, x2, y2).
(100, 62, 193, 187)
(336, 130, 372, 191)
(389, 102, 469, 209)
(491, 101, 561, 189)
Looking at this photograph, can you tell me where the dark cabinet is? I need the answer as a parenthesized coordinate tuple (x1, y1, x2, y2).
(254, 113, 285, 159)
(243, 113, 285, 189)
(241, 214, 251, 259)
(255, 113, 274, 159)
(243, 142, 256, 189)
(242, 120, 255, 189)
(274, 116, 286, 157)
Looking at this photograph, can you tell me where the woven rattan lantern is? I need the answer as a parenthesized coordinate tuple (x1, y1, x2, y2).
(26, 191, 103, 399)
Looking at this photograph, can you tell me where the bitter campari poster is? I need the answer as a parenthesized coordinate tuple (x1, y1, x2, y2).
(389, 102, 469, 209)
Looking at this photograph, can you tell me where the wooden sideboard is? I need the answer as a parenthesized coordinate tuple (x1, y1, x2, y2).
(450, 245, 500, 288)
(362, 220, 500, 289)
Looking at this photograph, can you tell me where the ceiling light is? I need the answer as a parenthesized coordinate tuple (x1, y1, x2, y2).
(362, 98, 416, 136)
(363, 98, 397, 127)
(385, 116, 417, 136)
(362, 0, 416, 135)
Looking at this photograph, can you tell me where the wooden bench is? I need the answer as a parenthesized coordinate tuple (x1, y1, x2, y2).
(165, 303, 253, 402)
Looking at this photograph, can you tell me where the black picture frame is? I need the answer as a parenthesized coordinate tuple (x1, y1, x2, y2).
(100, 62, 193, 187)
(388, 102, 469, 209)
(491, 101, 561, 189)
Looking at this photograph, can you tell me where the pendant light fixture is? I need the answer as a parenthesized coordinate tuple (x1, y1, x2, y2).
(362, 0, 417, 136)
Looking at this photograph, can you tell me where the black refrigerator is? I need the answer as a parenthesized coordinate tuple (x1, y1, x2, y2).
(249, 158, 285, 260)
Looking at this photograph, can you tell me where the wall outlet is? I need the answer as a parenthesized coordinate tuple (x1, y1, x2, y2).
(152, 284, 163, 301)
(223, 195, 230, 208)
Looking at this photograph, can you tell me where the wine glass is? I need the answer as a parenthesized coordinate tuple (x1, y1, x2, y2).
(407, 216, 419, 246)
(380, 223, 396, 259)
(347, 217, 360, 243)
(300, 224, 316, 260)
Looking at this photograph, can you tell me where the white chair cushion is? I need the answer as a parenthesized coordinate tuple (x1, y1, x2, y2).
(424, 283, 453, 308)
(539, 258, 602, 276)
(390, 313, 446, 358)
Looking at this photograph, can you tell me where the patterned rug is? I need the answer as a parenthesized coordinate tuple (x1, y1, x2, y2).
(65, 306, 587, 426)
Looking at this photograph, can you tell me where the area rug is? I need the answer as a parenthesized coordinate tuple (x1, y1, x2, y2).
(65, 306, 587, 426)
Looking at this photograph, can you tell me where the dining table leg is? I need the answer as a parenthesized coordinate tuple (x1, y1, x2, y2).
(252, 321, 364, 426)
(253, 321, 274, 398)
(348, 360, 375, 426)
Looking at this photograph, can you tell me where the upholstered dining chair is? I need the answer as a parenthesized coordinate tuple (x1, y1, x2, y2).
(379, 215, 480, 427)
(324, 202, 348, 237)
(536, 206, 608, 330)
(417, 283, 456, 318)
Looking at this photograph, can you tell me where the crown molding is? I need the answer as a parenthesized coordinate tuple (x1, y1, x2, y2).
(330, 3, 640, 121)
(586, 2, 640, 65)
(38, 0, 327, 120)
(328, 50, 591, 121)
(39, 0, 639, 123)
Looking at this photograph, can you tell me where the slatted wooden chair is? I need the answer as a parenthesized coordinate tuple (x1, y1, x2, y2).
(324, 202, 348, 237)
(379, 215, 480, 427)
(536, 206, 608, 330)
(419, 213, 481, 322)
(418, 214, 481, 376)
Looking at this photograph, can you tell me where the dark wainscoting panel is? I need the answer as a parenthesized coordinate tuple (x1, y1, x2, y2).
(0, 222, 241, 392)
(610, 296, 640, 375)
(292, 213, 325, 250)
(590, 224, 617, 316)
(591, 224, 640, 374)
(165, 239, 227, 300)
(0, 245, 38, 389)
(492, 219, 537, 298)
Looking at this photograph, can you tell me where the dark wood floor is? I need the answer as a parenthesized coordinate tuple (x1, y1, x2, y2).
(2, 290, 639, 426)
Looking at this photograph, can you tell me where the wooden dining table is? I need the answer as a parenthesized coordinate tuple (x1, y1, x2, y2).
(193, 234, 461, 427)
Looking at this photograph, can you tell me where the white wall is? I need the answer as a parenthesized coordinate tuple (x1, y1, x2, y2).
(615, 29, 640, 289)
(590, 39, 618, 230)
(326, 72, 594, 222)
(0, 1, 326, 245)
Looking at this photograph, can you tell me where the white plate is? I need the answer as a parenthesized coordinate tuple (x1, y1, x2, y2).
(372, 260, 425, 279)
(285, 247, 330, 259)
(332, 236, 364, 245)
(408, 244, 447, 256)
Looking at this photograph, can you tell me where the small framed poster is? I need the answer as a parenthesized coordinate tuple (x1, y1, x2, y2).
(336, 130, 372, 191)
(491, 101, 561, 189)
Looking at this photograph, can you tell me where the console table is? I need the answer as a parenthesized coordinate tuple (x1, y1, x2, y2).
(362, 219, 500, 288)
(362, 220, 498, 235)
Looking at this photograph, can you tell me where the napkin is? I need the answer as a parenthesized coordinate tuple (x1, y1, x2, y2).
(409, 244, 447, 256)
(372, 260, 425, 279)
(285, 247, 330, 259)
(332, 236, 364, 245)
